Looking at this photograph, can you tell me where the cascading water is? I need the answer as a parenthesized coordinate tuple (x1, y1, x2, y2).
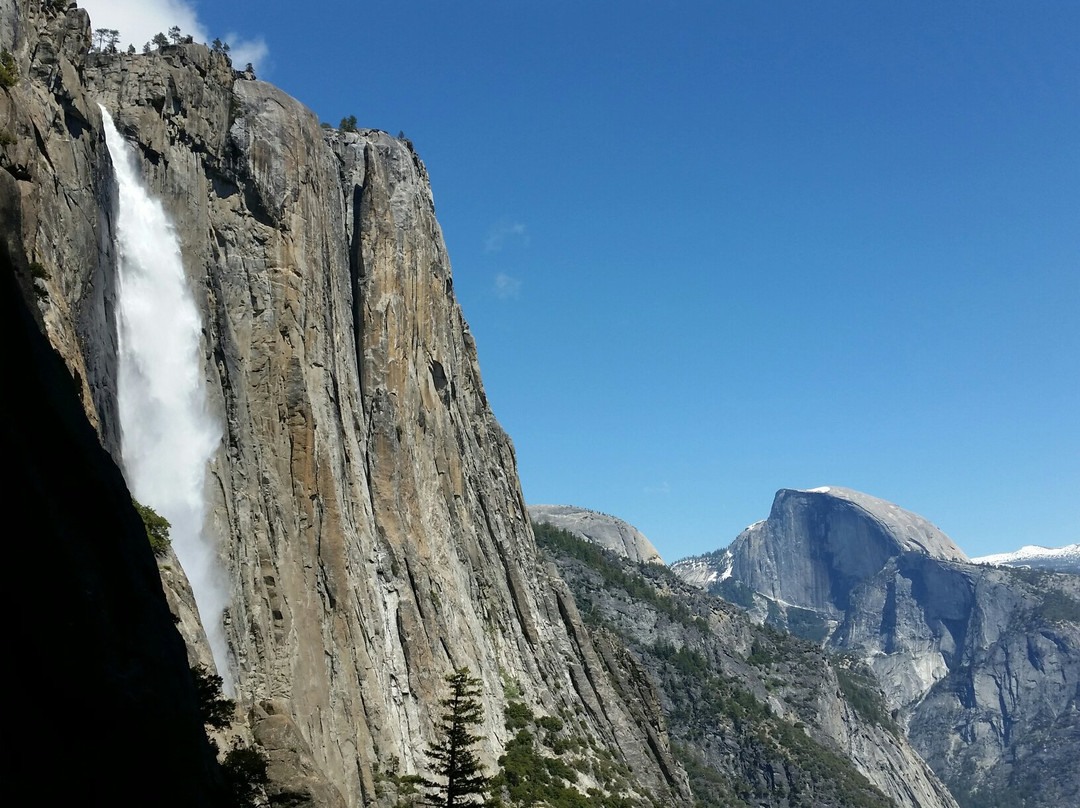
(101, 106, 231, 689)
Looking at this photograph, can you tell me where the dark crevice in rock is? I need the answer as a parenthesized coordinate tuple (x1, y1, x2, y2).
(348, 181, 365, 399)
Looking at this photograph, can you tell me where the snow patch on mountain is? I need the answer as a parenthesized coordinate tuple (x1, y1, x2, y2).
(971, 544, 1080, 574)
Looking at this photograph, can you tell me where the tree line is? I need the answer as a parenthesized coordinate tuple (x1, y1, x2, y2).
(89, 25, 232, 58)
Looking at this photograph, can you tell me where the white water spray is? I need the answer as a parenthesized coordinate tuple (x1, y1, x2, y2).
(101, 106, 231, 688)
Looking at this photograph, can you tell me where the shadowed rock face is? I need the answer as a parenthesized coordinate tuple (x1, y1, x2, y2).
(674, 486, 1080, 808)
(528, 505, 665, 564)
(1, 160, 224, 807)
(727, 487, 966, 619)
(3, 3, 689, 806)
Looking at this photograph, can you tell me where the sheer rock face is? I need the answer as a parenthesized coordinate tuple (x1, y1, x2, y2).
(4, 3, 688, 806)
(551, 543, 958, 808)
(727, 487, 966, 620)
(675, 486, 1080, 808)
(529, 504, 665, 564)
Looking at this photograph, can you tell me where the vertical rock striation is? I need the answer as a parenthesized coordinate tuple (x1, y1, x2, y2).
(2, 3, 688, 805)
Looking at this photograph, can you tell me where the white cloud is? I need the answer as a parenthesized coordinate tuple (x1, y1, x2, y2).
(226, 33, 268, 72)
(644, 482, 671, 495)
(493, 273, 522, 300)
(484, 221, 528, 253)
(80, 0, 206, 50)
(80, 0, 267, 71)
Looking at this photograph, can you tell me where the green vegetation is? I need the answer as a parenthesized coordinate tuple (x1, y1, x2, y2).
(0, 50, 17, 88)
(712, 578, 755, 609)
(832, 656, 899, 736)
(191, 664, 235, 730)
(494, 729, 591, 808)
(533, 521, 706, 631)
(746, 639, 777, 667)
(539, 517, 897, 808)
(133, 499, 171, 556)
(222, 744, 270, 808)
(190, 664, 270, 807)
(1038, 589, 1080, 624)
(425, 668, 491, 807)
(91, 28, 121, 54)
(670, 742, 752, 808)
(340, 115, 358, 132)
(496, 679, 647, 808)
(784, 606, 830, 643)
(664, 667, 892, 808)
(651, 641, 708, 678)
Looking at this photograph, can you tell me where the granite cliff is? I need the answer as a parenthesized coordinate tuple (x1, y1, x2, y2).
(1, 3, 689, 805)
(674, 487, 1080, 808)
(528, 504, 665, 565)
(2, 4, 980, 806)
(535, 521, 957, 808)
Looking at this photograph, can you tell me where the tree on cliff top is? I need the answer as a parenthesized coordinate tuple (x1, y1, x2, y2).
(424, 668, 491, 807)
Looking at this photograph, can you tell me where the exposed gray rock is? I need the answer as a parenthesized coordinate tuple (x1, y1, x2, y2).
(542, 529, 957, 808)
(723, 487, 966, 621)
(529, 504, 664, 564)
(4, 3, 690, 806)
(675, 486, 1080, 808)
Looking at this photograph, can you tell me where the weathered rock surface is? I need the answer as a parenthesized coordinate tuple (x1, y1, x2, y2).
(529, 504, 665, 564)
(675, 487, 1080, 808)
(722, 487, 966, 621)
(535, 522, 957, 808)
(3, 3, 689, 806)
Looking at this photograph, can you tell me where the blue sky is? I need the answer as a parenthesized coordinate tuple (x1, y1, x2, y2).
(82, 1, 1079, 560)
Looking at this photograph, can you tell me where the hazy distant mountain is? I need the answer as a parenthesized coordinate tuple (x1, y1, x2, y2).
(971, 543, 1080, 574)
(528, 504, 665, 564)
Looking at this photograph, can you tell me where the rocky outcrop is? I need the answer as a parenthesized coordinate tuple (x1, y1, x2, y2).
(675, 486, 1080, 808)
(529, 504, 664, 564)
(538, 524, 957, 808)
(2, 3, 689, 806)
(841, 557, 1080, 808)
(723, 487, 966, 620)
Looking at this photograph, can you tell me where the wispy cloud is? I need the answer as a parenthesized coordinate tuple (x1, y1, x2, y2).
(227, 33, 269, 72)
(484, 221, 528, 253)
(493, 273, 522, 300)
(80, 0, 268, 71)
(644, 482, 671, 495)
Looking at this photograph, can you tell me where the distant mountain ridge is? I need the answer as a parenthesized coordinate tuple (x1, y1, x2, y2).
(971, 543, 1080, 574)
(672, 486, 1080, 808)
(528, 504, 665, 565)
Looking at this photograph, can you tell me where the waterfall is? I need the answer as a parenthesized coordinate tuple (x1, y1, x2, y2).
(101, 106, 231, 689)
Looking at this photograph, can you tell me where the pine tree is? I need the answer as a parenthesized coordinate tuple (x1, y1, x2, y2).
(424, 668, 491, 808)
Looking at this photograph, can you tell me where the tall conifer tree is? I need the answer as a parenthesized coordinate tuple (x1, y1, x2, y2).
(425, 668, 490, 807)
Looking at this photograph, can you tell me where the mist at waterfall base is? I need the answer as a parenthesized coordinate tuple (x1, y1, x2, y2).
(101, 107, 232, 690)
